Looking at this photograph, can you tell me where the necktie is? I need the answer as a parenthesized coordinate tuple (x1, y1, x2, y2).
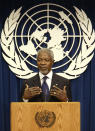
(42, 76, 49, 102)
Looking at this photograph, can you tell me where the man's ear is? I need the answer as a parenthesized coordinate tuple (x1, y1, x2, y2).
(52, 60, 54, 65)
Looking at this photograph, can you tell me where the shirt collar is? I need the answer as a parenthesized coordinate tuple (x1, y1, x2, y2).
(39, 70, 53, 80)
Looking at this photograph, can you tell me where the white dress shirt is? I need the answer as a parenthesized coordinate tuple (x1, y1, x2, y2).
(39, 70, 53, 90)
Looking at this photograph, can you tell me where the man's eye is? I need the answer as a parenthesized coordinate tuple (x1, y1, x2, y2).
(45, 59, 50, 62)
(37, 59, 41, 61)
(37, 59, 50, 62)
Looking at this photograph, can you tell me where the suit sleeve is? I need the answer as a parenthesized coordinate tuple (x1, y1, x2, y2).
(66, 80, 72, 102)
(20, 79, 27, 102)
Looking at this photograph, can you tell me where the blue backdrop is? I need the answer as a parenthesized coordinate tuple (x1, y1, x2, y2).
(0, 0, 95, 131)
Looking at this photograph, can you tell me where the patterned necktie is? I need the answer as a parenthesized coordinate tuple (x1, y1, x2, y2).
(42, 76, 49, 102)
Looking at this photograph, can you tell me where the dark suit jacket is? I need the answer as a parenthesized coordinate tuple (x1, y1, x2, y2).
(21, 73, 72, 102)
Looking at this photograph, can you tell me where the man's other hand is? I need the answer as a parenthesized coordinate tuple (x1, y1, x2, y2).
(50, 85, 68, 102)
(23, 84, 42, 99)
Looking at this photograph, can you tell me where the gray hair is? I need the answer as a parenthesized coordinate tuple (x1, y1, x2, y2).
(37, 48, 54, 61)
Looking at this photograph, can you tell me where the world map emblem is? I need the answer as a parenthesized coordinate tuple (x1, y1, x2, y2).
(1, 3, 95, 79)
(35, 110, 56, 127)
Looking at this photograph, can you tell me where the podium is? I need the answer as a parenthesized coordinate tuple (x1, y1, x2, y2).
(10, 102, 80, 131)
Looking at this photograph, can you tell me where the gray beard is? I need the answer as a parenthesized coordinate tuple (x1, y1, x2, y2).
(40, 69, 49, 75)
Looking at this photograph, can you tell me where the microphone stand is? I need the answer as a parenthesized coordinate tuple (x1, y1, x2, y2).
(44, 89, 47, 102)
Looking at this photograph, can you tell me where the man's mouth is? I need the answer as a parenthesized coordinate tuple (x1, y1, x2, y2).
(40, 69, 49, 75)
(40, 67, 47, 70)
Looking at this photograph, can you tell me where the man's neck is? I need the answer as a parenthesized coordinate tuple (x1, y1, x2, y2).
(39, 70, 53, 79)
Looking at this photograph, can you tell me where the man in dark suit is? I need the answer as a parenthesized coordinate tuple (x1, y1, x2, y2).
(21, 48, 72, 102)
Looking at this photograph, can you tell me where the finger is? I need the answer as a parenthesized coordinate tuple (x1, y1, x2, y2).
(52, 86, 63, 92)
(31, 92, 41, 96)
(50, 92, 63, 98)
(53, 85, 59, 90)
(50, 90, 60, 95)
(50, 88, 63, 94)
(50, 92, 58, 96)
(30, 86, 40, 89)
(63, 86, 67, 93)
(29, 87, 40, 91)
(29, 87, 42, 92)
(24, 90, 41, 97)
(50, 90, 65, 98)
(31, 90, 42, 94)
(25, 84, 29, 90)
(50, 91, 63, 96)
(51, 88, 59, 92)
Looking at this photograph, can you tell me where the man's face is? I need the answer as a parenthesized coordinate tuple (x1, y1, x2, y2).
(37, 51, 54, 75)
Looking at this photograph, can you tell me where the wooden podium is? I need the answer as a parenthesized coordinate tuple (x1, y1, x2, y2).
(10, 102, 80, 131)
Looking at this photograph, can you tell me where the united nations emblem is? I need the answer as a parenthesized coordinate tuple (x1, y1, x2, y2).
(35, 110, 56, 127)
(1, 3, 95, 79)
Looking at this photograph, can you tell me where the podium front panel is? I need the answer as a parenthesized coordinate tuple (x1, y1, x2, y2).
(10, 102, 80, 131)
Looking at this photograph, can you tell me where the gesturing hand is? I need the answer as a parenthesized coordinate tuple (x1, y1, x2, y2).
(50, 85, 68, 102)
(23, 84, 42, 99)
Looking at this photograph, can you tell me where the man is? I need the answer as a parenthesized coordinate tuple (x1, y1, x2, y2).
(21, 48, 72, 102)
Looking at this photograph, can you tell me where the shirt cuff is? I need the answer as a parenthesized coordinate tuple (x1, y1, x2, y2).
(23, 98, 29, 102)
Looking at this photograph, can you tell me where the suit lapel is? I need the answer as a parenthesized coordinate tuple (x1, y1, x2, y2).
(33, 74, 44, 101)
(51, 73, 57, 89)
(48, 73, 57, 101)
(33, 74, 41, 88)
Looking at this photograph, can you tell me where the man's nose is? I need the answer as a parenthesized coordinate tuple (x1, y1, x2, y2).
(40, 60, 46, 64)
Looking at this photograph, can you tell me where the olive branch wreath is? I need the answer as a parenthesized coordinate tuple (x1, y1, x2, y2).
(0, 7, 95, 79)
(58, 7, 95, 79)
(1, 7, 37, 79)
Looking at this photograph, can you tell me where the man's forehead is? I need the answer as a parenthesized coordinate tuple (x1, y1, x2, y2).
(37, 51, 51, 57)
